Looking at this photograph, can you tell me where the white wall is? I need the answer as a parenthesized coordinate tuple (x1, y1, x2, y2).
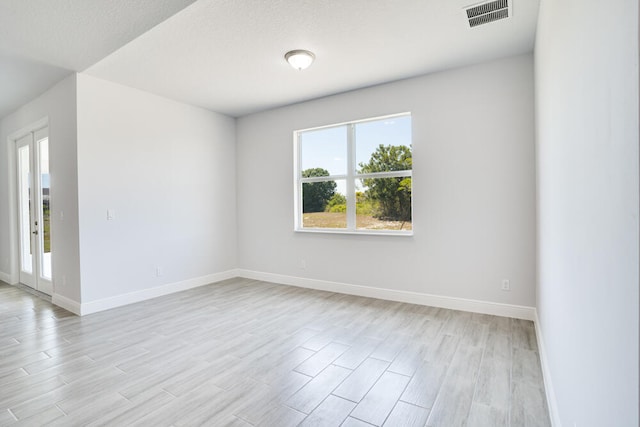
(535, 0, 639, 425)
(237, 54, 536, 308)
(76, 74, 237, 303)
(0, 74, 81, 301)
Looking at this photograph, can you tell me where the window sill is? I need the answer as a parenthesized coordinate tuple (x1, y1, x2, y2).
(295, 228, 413, 237)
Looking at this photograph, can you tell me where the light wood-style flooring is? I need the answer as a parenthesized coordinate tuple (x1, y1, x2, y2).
(0, 278, 550, 426)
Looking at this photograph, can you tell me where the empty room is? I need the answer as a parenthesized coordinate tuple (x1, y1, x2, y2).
(0, 0, 637, 426)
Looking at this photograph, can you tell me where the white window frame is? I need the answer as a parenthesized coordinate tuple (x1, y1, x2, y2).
(294, 112, 413, 236)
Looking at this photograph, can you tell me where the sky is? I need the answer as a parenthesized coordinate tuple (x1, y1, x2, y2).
(300, 115, 412, 195)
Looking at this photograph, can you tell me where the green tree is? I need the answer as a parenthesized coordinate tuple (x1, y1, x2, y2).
(326, 193, 346, 213)
(359, 144, 412, 221)
(302, 168, 336, 212)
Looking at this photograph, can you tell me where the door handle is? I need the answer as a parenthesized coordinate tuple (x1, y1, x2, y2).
(32, 230, 38, 235)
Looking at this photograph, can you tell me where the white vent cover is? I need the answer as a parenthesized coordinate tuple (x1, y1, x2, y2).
(464, 0, 511, 28)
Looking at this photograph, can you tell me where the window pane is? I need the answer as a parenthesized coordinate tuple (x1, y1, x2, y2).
(39, 138, 51, 280)
(356, 177, 412, 231)
(301, 125, 347, 176)
(18, 145, 32, 273)
(302, 179, 346, 229)
(356, 116, 412, 173)
(296, 114, 413, 235)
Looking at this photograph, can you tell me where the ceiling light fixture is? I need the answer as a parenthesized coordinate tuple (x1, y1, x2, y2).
(285, 49, 315, 70)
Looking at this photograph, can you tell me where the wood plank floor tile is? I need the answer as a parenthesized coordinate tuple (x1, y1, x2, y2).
(369, 332, 409, 362)
(473, 353, 511, 410)
(0, 368, 29, 385)
(484, 331, 512, 360)
(161, 362, 226, 397)
(333, 337, 381, 370)
(269, 370, 312, 399)
(467, 402, 508, 427)
(333, 357, 389, 403)
(350, 371, 411, 426)
(295, 342, 351, 377)
(400, 361, 447, 409)
(0, 374, 67, 410)
(387, 342, 427, 377)
(118, 361, 199, 400)
(460, 320, 489, 348)
(260, 346, 315, 385)
(172, 379, 252, 426)
(234, 372, 310, 425)
(11, 405, 65, 426)
(342, 416, 377, 427)
(86, 389, 175, 426)
(0, 350, 49, 373)
(286, 364, 352, 414)
(51, 393, 132, 426)
(301, 326, 347, 352)
(143, 379, 242, 426)
(511, 319, 538, 351)
(220, 415, 254, 427)
(299, 395, 356, 426)
(512, 347, 544, 384)
(0, 280, 551, 426)
(425, 345, 484, 427)
(255, 403, 307, 427)
(22, 354, 96, 379)
(440, 310, 472, 336)
(488, 314, 511, 335)
(383, 401, 430, 427)
(423, 333, 460, 365)
(9, 366, 124, 419)
(0, 409, 16, 425)
(510, 381, 551, 427)
(86, 343, 149, 366)
(56, 373, 131, 421)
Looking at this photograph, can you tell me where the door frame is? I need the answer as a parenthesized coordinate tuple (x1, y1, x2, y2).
(5, 117, 51, 291)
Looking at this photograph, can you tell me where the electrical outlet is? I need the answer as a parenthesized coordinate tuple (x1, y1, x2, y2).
(300, 259, 306, 269)
(501, 279, 511, 291)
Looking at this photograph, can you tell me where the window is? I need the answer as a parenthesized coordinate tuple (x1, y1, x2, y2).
(294, 113, 413, 235)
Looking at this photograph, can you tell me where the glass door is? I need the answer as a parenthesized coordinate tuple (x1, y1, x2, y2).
(16, 127, 52, 295)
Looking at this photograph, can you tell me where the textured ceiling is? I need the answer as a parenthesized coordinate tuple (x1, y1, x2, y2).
(0, 52, 71, 118)
(2, 0, 540, 119)
(0, 0, 198, 118)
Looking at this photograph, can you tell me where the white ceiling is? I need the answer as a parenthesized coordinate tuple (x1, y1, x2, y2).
(0, 0, 198, 119)
(2, 0, 539, 119)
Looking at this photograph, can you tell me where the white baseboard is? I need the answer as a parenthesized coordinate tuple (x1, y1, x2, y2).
(52, 293, 82, 315)
(70, 269, 240, 316)
(237, 269, 536, 321)
(534, 310, 561, 427)
(49, 267, 535, 321)
(0, 271, 13, 284)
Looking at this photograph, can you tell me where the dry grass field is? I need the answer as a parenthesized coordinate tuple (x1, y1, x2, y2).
(302, 212, 412, 231)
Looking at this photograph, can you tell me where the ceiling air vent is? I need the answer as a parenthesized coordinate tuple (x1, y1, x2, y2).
(465, 0, 511, 28)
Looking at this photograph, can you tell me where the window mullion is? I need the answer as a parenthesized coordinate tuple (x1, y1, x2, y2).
(301, 174, 347, 183)
(346, 124, 356, 230)
(355, 170, 412, 180)
(295, 132, 302, 229)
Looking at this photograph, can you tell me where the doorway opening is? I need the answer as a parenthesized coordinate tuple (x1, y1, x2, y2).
(15, 125, 52, 296)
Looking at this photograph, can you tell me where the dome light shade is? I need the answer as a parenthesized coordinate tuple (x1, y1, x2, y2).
(285, 49, 315, 70)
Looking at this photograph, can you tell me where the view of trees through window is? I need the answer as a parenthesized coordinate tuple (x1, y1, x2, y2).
(297, 114, 412, 233)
